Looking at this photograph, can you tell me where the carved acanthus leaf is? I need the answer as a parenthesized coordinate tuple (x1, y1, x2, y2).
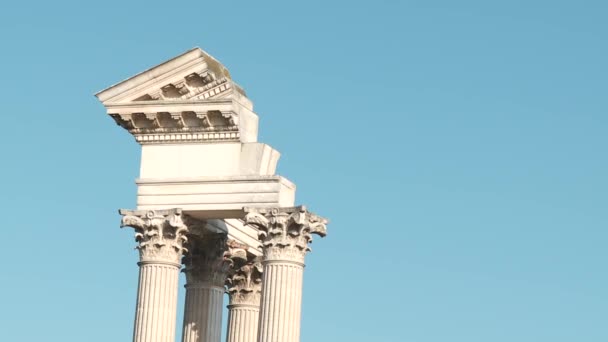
(244, 206, 328, 263)
(119, 209, 193, 264)
(182, 233, 231, 287)
(225, 240, 263, 305)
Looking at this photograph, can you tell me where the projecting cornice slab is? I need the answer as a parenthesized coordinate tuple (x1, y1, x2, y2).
(105, 99, 258, 144)
(136, 175, 296, 219)
(96, 48, 247, 105)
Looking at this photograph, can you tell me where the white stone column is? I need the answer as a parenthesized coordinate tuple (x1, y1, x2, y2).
(120, 209, 192, 342)
(245, 206, 328, 342)
(225, 241, 263, 342)
(181, 234, 230, 342)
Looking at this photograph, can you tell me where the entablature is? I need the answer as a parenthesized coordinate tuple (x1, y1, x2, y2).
(105, 99, 258, 144)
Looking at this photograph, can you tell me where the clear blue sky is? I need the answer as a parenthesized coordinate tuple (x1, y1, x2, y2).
(0, 1, 606, 341)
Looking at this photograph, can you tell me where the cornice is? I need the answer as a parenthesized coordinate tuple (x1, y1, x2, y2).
(108, 108, 240, 144)
(104, 98, 238, 112)
(135, 175, 296, 188)
(96, 48, 232, 104)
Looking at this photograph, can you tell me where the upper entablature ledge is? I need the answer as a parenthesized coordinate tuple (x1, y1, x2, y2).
(95, 47, 252, 110)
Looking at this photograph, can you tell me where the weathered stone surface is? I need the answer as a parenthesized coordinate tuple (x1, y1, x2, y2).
(96, 48, 296, 219)
(100, 48, 329, 342)
(245, 206, 328, 342)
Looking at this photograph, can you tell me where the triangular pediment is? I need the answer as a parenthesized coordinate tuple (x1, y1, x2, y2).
(95, 48, 258, 145)
(95, 48, 249, 107)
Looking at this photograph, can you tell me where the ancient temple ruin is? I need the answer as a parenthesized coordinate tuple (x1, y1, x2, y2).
(95, 48, 328, 342)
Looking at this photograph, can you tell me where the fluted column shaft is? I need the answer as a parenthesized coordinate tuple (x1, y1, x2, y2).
(257, 261, 304, 342)
(244, 206, 328, 342)
(181, 234, 229, 342)
(182, 284, 225, 342)
(133, 262, 181, 342)
(227, 304, 260, 342)
(120, 208, 194, 342)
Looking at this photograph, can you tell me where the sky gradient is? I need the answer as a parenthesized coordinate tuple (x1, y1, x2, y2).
(0, 1, 606, 341)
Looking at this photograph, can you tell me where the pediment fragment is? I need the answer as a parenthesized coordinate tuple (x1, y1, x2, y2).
(132, 73, 245, 103)
(96, 48, 258, 144)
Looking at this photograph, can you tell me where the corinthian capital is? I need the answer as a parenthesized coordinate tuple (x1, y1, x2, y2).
(119, 208, 193, 265)
(244, 206, 328, 263)
(225, 240, 263, 306)
(182, 233, 231, 287)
